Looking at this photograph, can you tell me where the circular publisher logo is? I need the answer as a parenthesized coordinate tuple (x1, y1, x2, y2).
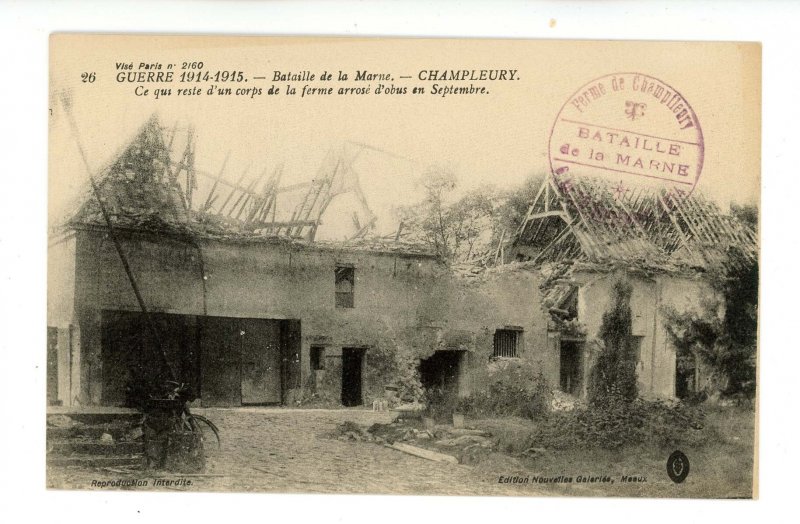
(667, 450, 690, 483)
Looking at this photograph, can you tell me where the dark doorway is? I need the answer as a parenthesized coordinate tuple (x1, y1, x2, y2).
(239, 318, 282, 405)
(676, 354, 699, 400)
(279, 319, 302, 397)
(559, 341, 583, 395)
(200, 316, 294, 406)
(341, 347, 364, 406)
(101, 310, 300, 407)
(419, 350, 463, 397)
(199, 315, 242, 406)
(101, 310, 199, 407)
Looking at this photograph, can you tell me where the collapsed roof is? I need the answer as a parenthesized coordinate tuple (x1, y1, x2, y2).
(61, 115, 432, 256)
(509, 174, 758, 272)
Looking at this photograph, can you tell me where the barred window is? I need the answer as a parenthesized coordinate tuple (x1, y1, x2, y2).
(493, 329, 521, 358)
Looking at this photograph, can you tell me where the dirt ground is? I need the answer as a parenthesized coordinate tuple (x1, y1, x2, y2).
(47, 406, 754, 498)
(47, 408, 536, 495)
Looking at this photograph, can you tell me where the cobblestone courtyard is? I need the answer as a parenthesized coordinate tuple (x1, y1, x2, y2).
(48, 408, 536, 496)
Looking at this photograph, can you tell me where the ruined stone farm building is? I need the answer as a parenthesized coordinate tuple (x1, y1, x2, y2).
(507, 174, 758, 399)
(47, 118, 554, 408)
(47, 118, 757, 408)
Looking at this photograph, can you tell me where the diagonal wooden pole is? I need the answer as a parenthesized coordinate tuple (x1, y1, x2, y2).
(59, 96, 176, 384)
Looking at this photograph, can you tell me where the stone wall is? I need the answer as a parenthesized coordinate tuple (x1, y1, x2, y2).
(47, 232, 79, 405)
(58, 227, 554, 406)
(574, 268, 715, 399)
(49, 226, 714, 406)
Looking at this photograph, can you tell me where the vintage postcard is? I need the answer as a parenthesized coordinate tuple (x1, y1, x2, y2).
(47, 35, 760, 498)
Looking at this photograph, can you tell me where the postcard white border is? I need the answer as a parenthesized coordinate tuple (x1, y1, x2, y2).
(1, 1, 796, 522)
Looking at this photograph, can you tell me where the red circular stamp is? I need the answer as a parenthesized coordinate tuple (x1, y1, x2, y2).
(549, 73, 704, 198)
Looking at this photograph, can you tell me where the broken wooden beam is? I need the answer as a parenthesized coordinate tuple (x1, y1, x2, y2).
(200, 151, 231, 212)
(253, 220, 318, 231)
(216, 166, 251, 215)
(447, 428, 491, 437)
(385, 442, 458, 464)
(276, 181, 312, 193)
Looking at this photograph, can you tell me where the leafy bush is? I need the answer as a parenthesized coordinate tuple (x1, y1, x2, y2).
(526, 396, 706, 451)
(453, 360, 551, 420)
(662, 245, 758, 399)
(663, 297, 757, 399)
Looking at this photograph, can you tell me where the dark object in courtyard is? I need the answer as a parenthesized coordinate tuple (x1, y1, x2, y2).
(143, 396, 206, 473)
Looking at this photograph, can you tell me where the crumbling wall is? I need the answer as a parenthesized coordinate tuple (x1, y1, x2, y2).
(421, 268, 556, 396)
(67, 226, 559, 407)
(71, 227, 445, 406)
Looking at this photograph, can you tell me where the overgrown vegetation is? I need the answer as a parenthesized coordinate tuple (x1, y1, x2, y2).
(663, 242, 759, 400)
(588, 280, 638, 405)
(523, 398, 707, 451)
(424, 360, 551, 421)
(422, 278, 707, 450)
(519, 278, 706, 450)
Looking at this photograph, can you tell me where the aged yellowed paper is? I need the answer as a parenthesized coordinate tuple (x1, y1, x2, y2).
(48, 35, 759, 498)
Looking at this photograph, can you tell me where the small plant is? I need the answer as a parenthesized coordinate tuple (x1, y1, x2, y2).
(424, 387, 459, 422)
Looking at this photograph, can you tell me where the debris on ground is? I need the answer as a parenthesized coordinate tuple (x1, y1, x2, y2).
(333, 421, 373, 442)
(458, 444, 494, 466)
(550, 390, 583, 412)
(435, 434, 494, 448)
(122, 426, 144, 442)
(520, 447, 549, 458)
(366, 423, 429, 444)
(392, 402, 426, 420)
(47, 415, 82, 429)
(387, 442, 458, 464)
(333, 419, 502, 467)
(448, 428, 491, 437)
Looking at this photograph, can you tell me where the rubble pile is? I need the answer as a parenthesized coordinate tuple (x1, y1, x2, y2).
(315, 238, 436, 257)
(332, 420, 497, 465)
(450, 259, 541, 284)
(550, 390, 584, 412)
